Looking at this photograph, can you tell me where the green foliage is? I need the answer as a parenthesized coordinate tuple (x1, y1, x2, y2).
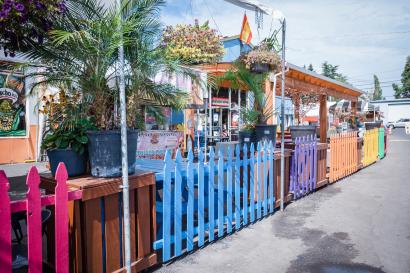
(321, 61, 348, 83)
(23, 0, 191, 130)
(161, 20, 224, 64)
(42, 117, 95, 154)
(219, 62, 275, 125)
(41, 90, 96, 154)
(373, 75, 383, 100)
(0, 0, 67, 56)
(393, 56, 410, 98)
(308, 64, 314, 72)
(240, 108, 259, 131)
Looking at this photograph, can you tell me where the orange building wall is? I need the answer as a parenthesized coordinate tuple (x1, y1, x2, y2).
(0, 125, 38, 164)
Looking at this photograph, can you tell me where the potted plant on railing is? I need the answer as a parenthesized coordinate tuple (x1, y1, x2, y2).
(220, 62, 278, 144)
(25, 0, 191, 177)
(239, 108, 258, 147)
(41, 90, 96, 177)
(286, 90, 320, 141)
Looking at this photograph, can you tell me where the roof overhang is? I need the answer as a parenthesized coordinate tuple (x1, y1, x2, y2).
(195, 62, 363, 101)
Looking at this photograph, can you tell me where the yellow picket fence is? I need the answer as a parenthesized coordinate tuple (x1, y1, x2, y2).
(329, 131, 358, 183)
(362, 129, 379, 166)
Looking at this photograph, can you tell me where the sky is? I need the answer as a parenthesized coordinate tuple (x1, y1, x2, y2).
(161, 0, 410, 99)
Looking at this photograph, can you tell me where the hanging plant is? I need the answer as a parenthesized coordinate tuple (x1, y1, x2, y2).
(161, 20, 224, 64)
(0, 0, 67, 56)
(240, 42, 280, 73)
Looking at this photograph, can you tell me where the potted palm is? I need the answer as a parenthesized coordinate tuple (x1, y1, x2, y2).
(25, 0, 190, 177)
(41, 90, 95, 177)
(239, 108, 258, 147)
(220, 62, 277, 144)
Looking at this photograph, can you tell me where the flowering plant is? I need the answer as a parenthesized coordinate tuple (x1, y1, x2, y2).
(241, 42, 280, 71)
(161, 20, 224, 64)
(0, 0, 66, 56)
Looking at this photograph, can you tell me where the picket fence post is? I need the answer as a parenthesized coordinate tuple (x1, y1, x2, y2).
(0, 171, 11, 273)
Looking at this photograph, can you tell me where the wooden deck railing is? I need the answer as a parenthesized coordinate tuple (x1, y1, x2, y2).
(0, 164, 82, 273)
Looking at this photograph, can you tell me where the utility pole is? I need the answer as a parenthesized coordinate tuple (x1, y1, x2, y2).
(280, 18, 286, 211)
(116, 0, 131, 271)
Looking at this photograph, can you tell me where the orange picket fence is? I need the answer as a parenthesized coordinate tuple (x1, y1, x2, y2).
(329, 131, 358, 183)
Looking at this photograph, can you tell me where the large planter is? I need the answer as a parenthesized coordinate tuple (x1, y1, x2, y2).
(239, 129, 256, 148)
(87, 130, 138, 177)
(47, 149, 87, 177)
(250, 63, 270, 73)
(289, 125, 317, 141)
(254, 124, 277, 145)
(365, 121, 382, 130)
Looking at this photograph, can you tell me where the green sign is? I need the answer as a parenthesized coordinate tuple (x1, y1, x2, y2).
(0, 70, 26, 137)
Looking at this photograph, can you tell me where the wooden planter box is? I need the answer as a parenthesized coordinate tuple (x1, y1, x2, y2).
(40, 170, 157, 273)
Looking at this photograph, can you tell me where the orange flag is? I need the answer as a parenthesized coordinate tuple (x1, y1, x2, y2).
(240, 14, 252, 45)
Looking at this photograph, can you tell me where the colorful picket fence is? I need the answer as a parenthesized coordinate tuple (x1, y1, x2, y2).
(329, 131, 358, 183)
(362, 129, 379, 167)
(378, 128, 385, 159)
(290, 135, 317, 198)
(0, 163, 82, 273)
(154, 141, 277, 262)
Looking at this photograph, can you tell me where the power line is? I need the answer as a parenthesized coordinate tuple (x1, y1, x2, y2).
(202, 0, 223, 35)
(291, 30, 410, 41)
(354, 80, 401, 87)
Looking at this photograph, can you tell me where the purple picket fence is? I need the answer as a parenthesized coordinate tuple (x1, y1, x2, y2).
(290, 135, 317, 199)
(0, 163, 82, 273)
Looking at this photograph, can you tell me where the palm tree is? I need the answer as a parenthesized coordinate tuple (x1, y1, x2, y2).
(23, 0, 190, 129)
(219, 62, 275, 125)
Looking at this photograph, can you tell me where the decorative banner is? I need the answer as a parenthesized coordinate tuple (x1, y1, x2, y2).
(136, 130, 184, 159)
(212, 97, 229, 107)
(0, 70, 26, 136)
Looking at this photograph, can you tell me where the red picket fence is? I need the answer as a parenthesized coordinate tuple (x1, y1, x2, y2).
(0, 163, 82, 273)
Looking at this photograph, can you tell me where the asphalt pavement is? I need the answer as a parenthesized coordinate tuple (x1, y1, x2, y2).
(155, 128, 410, 273)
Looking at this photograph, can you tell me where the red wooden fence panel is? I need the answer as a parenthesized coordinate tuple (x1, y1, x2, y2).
(0, 163, 82, 273)
(0, 170, 12, 273)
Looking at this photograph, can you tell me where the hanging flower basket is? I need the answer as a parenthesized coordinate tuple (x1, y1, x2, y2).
(161, 21, 224, 64)
(241, 47, 280, 74)
(250, 63, 270, 73)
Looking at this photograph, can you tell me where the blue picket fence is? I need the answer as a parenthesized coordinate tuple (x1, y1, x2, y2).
(153, 141, 277, 262)
(290, 135, 318, 199)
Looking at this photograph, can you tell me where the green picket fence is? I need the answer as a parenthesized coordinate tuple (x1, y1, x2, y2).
(378, 128, 385, 159)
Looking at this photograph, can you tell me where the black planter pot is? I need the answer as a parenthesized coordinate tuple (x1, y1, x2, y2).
(289, 125, 317, 141)
(47, 149, 87, 177)
(239, 129, 256, 148)
(87, 130, 138, 178)
(365, 121, 382, 130)
(251, 63, 270, 73)
(254, 124, 277, 145)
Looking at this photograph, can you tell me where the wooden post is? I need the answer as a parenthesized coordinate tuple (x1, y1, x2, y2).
(264, 79, 274, 125)
(351, 100, 357, 125)
(319, 95, 327, 143)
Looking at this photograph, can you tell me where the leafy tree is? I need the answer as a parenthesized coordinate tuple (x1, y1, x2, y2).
(372, 75, 383, 100)
(393, 56, 410, 98)
(308, 63, 314, 72)
(321, 61, 348, 83)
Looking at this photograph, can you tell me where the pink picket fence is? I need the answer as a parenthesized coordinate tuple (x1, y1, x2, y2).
(0, 163, 82, 273)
